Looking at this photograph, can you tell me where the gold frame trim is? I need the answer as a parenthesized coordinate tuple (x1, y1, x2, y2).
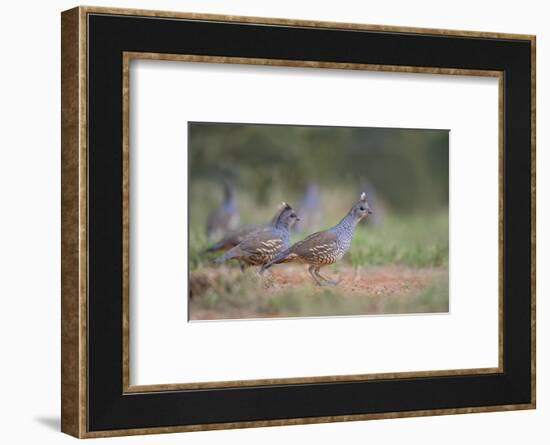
(61, 5, 536, 438)
(84, 403, 535, 439)
(61, 6, 87, 438)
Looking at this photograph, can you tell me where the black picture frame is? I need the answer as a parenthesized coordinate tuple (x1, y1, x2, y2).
(61, 6, 535, 438)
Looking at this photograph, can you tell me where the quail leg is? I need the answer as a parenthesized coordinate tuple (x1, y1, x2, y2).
(308, 265, 323, 286)
(314, 267, 341, 286)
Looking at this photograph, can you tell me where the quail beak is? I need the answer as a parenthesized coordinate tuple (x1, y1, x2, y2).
(296, 217, 301, 222)
(367, 208, 373, 215)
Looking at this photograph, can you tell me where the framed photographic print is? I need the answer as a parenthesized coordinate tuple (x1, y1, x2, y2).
(61, 6, 536, 438)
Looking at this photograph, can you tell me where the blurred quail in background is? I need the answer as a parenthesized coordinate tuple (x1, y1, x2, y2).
(205, 182, 239, 239)
(295, 183, 323, 233)
(261, 193, 372, 285)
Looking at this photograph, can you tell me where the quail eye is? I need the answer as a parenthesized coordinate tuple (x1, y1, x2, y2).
(359, 206, 365, 211)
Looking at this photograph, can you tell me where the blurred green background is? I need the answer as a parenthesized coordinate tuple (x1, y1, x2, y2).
(189, 122, 449, 214)
(188, 122, 449, 320)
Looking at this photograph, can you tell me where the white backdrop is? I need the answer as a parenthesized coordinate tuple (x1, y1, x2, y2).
(130, 59, 499, 385)
(0, 1, 547, 444)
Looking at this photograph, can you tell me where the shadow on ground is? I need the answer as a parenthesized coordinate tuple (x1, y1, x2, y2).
(34, 416, 59, 431)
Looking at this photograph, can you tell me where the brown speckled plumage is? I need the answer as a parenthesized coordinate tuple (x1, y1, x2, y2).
(214, 203, 299, 268)
(204, 207, 282, 254)
(279, 231, 340, 266)
(220, 232, 285, 266)
(204, 224, 264, 253)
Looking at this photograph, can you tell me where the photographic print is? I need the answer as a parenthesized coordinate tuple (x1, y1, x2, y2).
(189, 122, 449, 320)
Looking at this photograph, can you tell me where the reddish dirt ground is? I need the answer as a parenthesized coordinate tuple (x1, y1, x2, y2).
(264, 265, 445, 296)
(189, 265, 448, 320)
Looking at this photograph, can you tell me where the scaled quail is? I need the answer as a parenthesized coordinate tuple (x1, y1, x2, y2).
(214, 203, 299, 268)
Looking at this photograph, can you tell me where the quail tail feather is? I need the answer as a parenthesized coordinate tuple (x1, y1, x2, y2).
(261, 248, 291, 272)
(214, 246, 242, 264)
(204, 240, 226, 254)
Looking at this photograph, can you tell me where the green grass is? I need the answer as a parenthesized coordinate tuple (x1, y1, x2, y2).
(189, 182, 448, 271)
(347, 212, 448, 268)
(190, 210, 448, 271)
(189, 181, 449, 271)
